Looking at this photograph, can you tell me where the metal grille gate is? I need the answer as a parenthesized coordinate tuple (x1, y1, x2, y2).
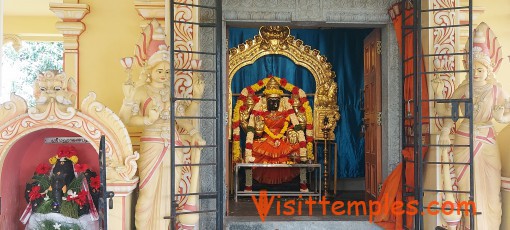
(98, 135, 114, 229)
(401, 0, 476, 229)
(168, 0, 224, 229)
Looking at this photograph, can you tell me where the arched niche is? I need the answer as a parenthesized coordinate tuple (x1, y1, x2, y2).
(0, 92, 139, 228)
(228, 26, 340, 140)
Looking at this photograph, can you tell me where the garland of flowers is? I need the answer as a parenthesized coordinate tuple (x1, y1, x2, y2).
(263, 88, 283, 96)
(22, 146, 100, 226)
(279, 77, 314, 160)
(264, 121, 289, 139)
(303, 101, 314, 160)
(232, 77, 268, 162)
(232, 100, 243, 162)
(232, 75, 314, 163)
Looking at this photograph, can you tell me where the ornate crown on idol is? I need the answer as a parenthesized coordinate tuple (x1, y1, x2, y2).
(465, 22, 503, 74)
(263, 77, 284, 98)
(134, 20, 170, 68)
(472, 30, 492, 69)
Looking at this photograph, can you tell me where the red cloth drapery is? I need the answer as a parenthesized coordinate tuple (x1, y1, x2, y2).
(374, 2, 430, 229)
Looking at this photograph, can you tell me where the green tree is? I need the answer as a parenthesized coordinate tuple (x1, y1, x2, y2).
(2, 41, 63, 105)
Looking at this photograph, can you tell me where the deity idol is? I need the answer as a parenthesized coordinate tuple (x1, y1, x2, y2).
(244, 77, 308, 191)
(437, 22, 510, 230)
(119, 21, 205, 229)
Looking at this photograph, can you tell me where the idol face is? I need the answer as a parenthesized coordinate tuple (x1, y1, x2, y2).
(151, 62, 171, 84)
(473, 61, 489, 84)
(267, 97, 281, 112)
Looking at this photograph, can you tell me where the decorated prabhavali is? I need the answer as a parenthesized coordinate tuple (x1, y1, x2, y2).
(21, 146, 99, 230)
(435, 22, 510, 230)
(228, 26, 340, 140)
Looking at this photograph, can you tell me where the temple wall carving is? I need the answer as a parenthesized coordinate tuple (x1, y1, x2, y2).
(224, 0, 392, 25)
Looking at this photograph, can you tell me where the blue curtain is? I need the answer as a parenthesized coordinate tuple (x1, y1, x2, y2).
(229, 28, 371, 178)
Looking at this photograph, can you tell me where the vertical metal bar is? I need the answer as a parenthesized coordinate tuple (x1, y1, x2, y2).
(401, 0, 408, 228)
(98, 135, 111, 230)
(215, 0, 224, 228)
(468, 0, 475, 227)
(411, 0, 420, 227)
(415, 0, 424, 228)
(234, 165, 238, 202)
(100, 136, 105, 229)
(169, 1, 177, 228)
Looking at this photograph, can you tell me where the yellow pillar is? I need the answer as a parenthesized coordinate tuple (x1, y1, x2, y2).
(107, 182, 138, 230)
(49, 2, 90, 108)
(499, 125, 510, 230)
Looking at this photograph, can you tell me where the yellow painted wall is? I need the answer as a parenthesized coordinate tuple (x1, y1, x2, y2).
(3, 1, 143, 120)
(3, 16, 61, 41)
(474, 0, 510, 132)
(79, 0, 141, 113)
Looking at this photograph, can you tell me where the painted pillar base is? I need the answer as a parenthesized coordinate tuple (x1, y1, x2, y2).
(499, 125, 510, 230)
(501, 177, 510, 230)
(107, 180, 138, 230)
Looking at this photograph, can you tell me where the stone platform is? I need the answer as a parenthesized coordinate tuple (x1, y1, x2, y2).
(225, 190, 383, 230)
(225, 216, 383, 230)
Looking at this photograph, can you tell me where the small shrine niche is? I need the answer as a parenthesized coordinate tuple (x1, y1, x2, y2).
(2, 129, 97, 229)
(0, 71, 139, 228)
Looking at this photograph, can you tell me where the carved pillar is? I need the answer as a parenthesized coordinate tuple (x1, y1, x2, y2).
(133, 0, 201, 132)
(422, 1, 459, 228)
(134, 0, 198, 98)
(0, 0, 3, 101)
(424, 1, 486, 229)
(107, 182, 139, 229)
(428, 0, 457, 134)
(500, 125, 510, 230)
(131, 2, 202, 228)
(458, 0, 485, 48)
(134, 1, 165, 28)
(49, 2, 90, 108)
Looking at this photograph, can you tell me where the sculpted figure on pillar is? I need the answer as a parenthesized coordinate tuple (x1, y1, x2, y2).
(436, 22, 510, 230)
(119, 20, 205, 230)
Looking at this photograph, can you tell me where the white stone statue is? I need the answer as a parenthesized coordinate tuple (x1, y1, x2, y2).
(119, 20, 205, 230)
(436, 22, 510, 230)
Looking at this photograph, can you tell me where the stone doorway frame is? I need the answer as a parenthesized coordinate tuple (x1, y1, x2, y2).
(199, 0, 401, 222)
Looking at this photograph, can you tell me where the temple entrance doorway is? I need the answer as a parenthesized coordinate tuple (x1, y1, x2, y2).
(226, 26, 384, 218)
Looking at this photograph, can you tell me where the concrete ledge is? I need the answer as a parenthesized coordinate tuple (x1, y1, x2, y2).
(225, 216, 383, 230)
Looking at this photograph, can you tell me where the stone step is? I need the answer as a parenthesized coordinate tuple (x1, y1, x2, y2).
(225, 216, 383, 230)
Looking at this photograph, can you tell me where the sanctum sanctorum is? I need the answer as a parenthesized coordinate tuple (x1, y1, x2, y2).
(1, 0, 510, 229)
